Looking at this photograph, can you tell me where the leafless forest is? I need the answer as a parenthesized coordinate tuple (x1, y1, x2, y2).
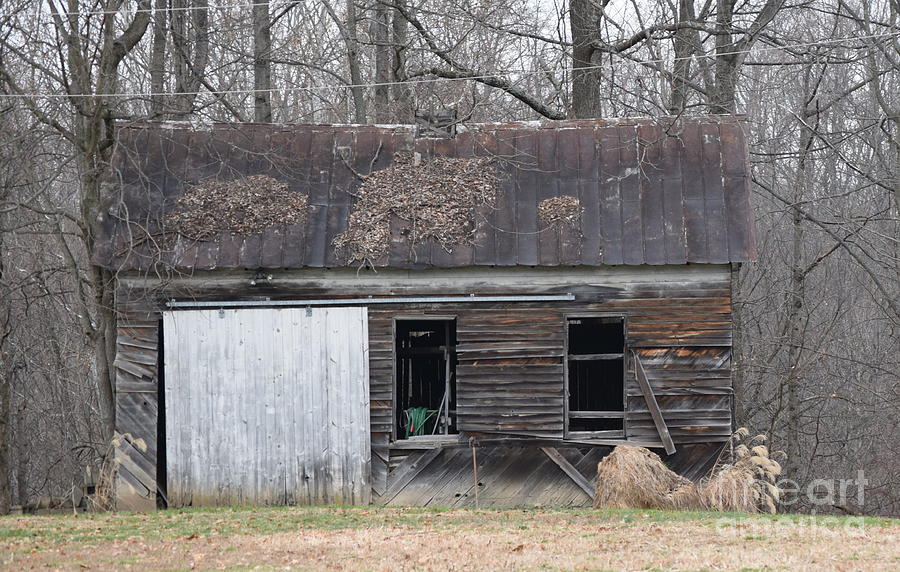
(0, 0, 897, 516)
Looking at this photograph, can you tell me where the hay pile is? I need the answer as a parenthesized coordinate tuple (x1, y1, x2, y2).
(538, 195, 582, 226)
(333, 152, 498, 264)
(165, 175, 308, 240)
(593, 446, 701, 510)
(594, 429, 783, 514)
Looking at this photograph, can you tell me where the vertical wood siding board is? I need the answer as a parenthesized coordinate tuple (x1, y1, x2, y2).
(297, 307, 311, 503)
(284, 309, 298, 503)
(254, 309, 268, 503)
(212, 310, 228, 504)
(473, 129, 498, 265)
(700, 122, 728, 263)
(217, 311, 232, 504)
(271, 310, 285, 503)
(637, 124, 666, 265)
(161, 312, 174, 506)
(596, 131, 623, 265)
(232, 310, 248, 504)
(336, 308, 354, 502)
(357, 309, 372, 503)
(173, 310, 188, 507)
(163, 312, 183, 506)
(515, 132, 539, 265)
(317, 308, 331, 503)
(493, 130, 519, 265)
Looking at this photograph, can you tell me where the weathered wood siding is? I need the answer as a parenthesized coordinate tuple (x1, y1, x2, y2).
(115, 264, 735, 507)
(162, 307, 371, 506)
(379, 445, 606, 508)
(113, 302, 160, 511)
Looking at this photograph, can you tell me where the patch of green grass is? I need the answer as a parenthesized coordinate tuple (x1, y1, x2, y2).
(0, 505, 895, 553)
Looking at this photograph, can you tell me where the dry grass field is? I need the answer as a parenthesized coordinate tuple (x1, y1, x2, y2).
(1, 506, 898, 571)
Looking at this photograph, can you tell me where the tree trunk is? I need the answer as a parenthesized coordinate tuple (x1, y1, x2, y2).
(170, 0, 210, 116)
(253, 0, 273, 122)
(669, 0, 696, 114)
(372, 1, 392, 122)
(14, 404, 27, 507)
(711, 0, 736, 114)
(569, 0, 602, 118)
(783, 87, 815, 485)
(0, 368, 9, 515)
(149, 0, 168, 116)
(345, 0, 366, 124)
(391, 1, 412, 123)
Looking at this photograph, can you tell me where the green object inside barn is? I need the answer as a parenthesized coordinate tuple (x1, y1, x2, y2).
(403, 407, 438, 438)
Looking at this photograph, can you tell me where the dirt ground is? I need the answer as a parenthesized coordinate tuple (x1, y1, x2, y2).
(1, 506, 898, 571)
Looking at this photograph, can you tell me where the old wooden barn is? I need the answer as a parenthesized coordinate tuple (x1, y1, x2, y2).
(94, 116, 756, 510)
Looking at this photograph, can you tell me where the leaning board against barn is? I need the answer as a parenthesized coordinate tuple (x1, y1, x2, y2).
(94, 116, 755, 510)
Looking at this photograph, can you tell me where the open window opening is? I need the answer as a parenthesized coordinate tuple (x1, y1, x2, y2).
(566, 317, 625, 435)
(394, 319, 457, 439)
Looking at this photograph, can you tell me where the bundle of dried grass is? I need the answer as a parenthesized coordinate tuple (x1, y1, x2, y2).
(593, 429, 784, 514)
(593, 446, 698, 510)
(90, 432, 148, 512)
(333, 152, 498, 264)
(702, 430, 782, 514)
(538, 195, 582, 226)
(165, 175, 308, 240)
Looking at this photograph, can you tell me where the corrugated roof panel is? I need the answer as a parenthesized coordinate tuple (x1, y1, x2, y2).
(96, 117, 756, 271)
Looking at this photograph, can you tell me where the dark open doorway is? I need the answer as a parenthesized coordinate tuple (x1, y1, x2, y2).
(394, 319, 457, 439)
(566, 317, 625, 435)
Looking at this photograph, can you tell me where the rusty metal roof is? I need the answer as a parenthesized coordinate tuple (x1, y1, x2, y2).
(94, 116, 756, 271)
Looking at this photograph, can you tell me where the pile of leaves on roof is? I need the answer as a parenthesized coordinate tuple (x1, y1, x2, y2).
(334, 152, 498, 264)
(538, 195, 582, 227)
(164, 175, 308, 240)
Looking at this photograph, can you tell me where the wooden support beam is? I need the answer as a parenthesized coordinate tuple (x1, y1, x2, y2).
(631, 350, 677, 455)
(378, 448, 443, 504)
(540, 447, 595, 500)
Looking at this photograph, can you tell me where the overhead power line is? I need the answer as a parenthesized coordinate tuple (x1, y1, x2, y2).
(0, 30, 897, 100)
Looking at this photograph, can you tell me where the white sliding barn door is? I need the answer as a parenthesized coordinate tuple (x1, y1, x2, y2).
(163, 307, 370, 507)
